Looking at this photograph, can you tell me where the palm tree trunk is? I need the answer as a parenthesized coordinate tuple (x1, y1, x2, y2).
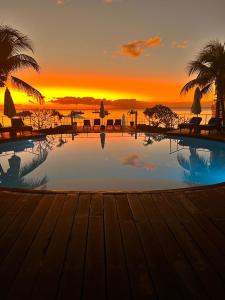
(216, 98, 220, 118)
(221, 98, 225, 125)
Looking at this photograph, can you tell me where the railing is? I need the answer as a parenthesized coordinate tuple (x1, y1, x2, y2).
(0, 112, 213, 130)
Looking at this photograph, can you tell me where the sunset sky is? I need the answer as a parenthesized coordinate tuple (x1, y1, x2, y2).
(1, 0, 225, 105)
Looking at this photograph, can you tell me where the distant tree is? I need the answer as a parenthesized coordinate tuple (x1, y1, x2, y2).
(181, 40, 225, 123)
(143, 105, 178, 128)
(0, 25, 43, 103)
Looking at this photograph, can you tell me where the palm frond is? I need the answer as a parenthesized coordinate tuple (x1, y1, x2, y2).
(19, 150, 48, 177)
(177, 154, 190, 171)
(180, 79, 198, 95)
(0, 25, 33, 54)
(187, 60, 213, 76)
(3, 54, 40, 74)
(11, 76, 44, 103)
(20, 176, 48, 189)
(201, 83, 213, 96)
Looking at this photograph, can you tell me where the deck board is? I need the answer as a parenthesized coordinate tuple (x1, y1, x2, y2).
(0, 187, 224, 299)
(58, 194, 90, 300)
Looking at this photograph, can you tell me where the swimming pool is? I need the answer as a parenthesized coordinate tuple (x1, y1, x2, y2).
(0, 133, 225, 191)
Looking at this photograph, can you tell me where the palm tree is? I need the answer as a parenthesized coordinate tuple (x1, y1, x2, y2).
(0, 25, 44, 103)
(181, 40, 225, 124)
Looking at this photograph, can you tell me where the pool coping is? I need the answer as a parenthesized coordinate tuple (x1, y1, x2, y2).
(0, 131, 225, 194)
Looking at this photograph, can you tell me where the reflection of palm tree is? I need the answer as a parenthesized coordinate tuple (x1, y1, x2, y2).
(56, 138, 67, 148)
(177, 148, 208, 182)
(0, 25, 43, 103)
(177, 146, 225, 183)
(144, 133, 166, 146)
(0, 151, 48, 189)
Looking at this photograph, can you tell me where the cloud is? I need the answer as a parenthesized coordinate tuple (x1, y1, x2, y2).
(118, 37, 162, 58)
(102, 0, 122, 4)
(121, 154, 156, 171)
(172, 40, 189, 49)
(56, 0, 64, 4)
(56, 0, 71, 5)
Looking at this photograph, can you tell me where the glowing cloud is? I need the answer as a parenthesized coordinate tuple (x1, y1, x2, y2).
(56, 0, 64, 5)
(121, 154, 156, 171)
(172, 40, 189, 49)
(102, 0, 122, 4)
(119, 37, 162, 58)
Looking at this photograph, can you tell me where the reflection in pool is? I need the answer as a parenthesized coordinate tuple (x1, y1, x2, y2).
(0, 133, 225, 191)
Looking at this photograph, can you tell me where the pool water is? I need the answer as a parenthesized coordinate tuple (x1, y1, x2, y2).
(0, 133, 225, 191)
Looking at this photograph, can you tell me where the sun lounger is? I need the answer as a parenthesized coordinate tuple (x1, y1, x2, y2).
(0, 123, 11, 136)
(197, 117, 222, 134)
(114, 119, 122, 128)
(83, 119, 91, 131)
(93, 119, 100, 129)
(106, 119, 113, 128)
(179, 117, 202, 133)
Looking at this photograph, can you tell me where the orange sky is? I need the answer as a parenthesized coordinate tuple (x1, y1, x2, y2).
(3, 69, 208, 107)
(1, 0, 223, 108)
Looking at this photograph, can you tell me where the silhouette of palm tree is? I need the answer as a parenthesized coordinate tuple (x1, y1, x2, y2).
(0, 152, 47, 189)
(181, 40, 225, 123)
(0, 25, 43, 103)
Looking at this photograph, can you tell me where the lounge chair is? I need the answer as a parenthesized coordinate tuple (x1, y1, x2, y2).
(106, 119, 113, 128)
(11, 118, 32, 134)
(0, 123, 11, 136)
(197, 117, 222, 134)
(83, 119, 91, 130)
(114, 119, 122, 128)
(179, 117, 202, 133)
(93, 119, 100, 129)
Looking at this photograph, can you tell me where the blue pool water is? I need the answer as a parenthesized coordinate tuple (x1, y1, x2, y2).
(0, 133, 225, 191)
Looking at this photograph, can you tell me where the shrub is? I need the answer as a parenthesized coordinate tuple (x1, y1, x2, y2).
(143, 105, 178, 128)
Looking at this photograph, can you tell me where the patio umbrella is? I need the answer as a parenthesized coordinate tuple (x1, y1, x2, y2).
(191, 87, 202, 116)
(4, 88, 16, 118)
(70, 111, 85, 119)
(100, 101, 105, 119)
(122, 113, 126, 127)
(7, 155, 21, 179)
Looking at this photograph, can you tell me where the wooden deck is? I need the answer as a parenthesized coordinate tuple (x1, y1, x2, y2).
(0, 187, 225, 299)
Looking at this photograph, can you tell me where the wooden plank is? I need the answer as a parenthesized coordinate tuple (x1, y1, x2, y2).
(90, 193, 103, 216)
(115, 194, 133, 220)
(7, 193, 66, 299)
(0, 193, 53, 299)
(116, 195, 156, 299)
(152, 192, 225, 299)
(30, 194, 78, 300)
(170, 191, 225, 256)
(58, 193, 90, 300)
(185, 190, 225, 234)
(0, 192, 22, 218)
(104, 194, 131, 300)
(82, 215, 105, 300)
(0, 193, 41, 264)
(186, 190, 225, 220)
(0, 194, 28, 237)
(140, 193, 209, 299)
(163, 192, 225, 282)
(128, 194, 188, 299)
